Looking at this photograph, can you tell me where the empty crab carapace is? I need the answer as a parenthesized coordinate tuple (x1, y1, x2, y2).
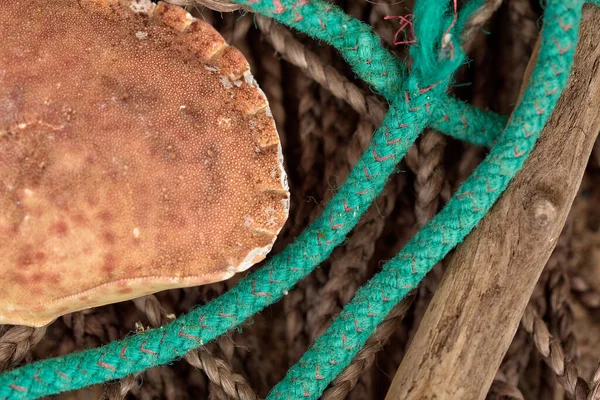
(0, 0, 289, 326)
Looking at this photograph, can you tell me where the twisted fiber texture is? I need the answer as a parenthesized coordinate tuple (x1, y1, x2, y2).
(572, 273, 600, 309)
(292, 96, 355, 358)
(519, 223, 590, 398)
(102, 375, 137, 400)
(317, 116, 410, 398)
(414, 130, 447, 228)
(369, 0, 406, 52)
(187, 348, 258, 400)
(463, 0, 503, 50)
(407, 129, 449, 345)
(287, 74, 324, 239)
(590, 363, 600, 400)
(304, 117, 391, 342)
(522, 305, 590, 400)
(253, 13, 508, 147)
(283, 276, 315, 364)
(252, 36, 286, 147)
(306, 174, 400, 342)
(0, 0, 585, 399)
(61, 307, 126, 351)
(254, 0, 482, 388)
(187, 346, 259, 400)
(300, 113, 379, 342)
(547, 222, 579, 361)
(487, 381, 524, 400)
(0, 328, 46, 372)
(344, 118, 376, 175)
(495, 0, 540, 114)
(283, 76, 325, 362)
(106, 296, 258, 400)
(321, 95, 354, 183)
(321, 295, 415, 400)
(269, 0, 583, 397)
(488, 329, 530, 400)
(0, 0, 469, 395)
(250, 0, 408, 100)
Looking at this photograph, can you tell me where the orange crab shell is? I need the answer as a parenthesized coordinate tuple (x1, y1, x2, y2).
(0, 0, 289, 326)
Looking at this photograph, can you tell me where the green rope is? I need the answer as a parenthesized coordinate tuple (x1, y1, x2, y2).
(0, 1, 470, 396)
(269, 0, 583, 397)
(245, 0, 509, 147)
(0, 0, 591, 398)
(430, 95, 507, 147)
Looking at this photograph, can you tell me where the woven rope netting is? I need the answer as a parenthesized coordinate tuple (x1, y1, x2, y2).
(1, 0, 600, 399)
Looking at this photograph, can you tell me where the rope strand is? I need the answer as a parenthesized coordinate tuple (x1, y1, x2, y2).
(0, 0, 591, 398)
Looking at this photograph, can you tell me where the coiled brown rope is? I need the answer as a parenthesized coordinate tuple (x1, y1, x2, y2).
(104, 295, 258, 400)
(141, 296, 259, 400)
(522, 305, 590, 400)
(0, 326, 47, 372)
(589, 362, 600, 400)
(254, 15, 387, 126)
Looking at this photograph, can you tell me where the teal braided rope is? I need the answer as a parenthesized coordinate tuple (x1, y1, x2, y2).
(0, 0, 591, 398)
(0, 1, 471, 397)
(269, 0, 584, 398)
(245, 0, 408, 100)
(243, 0, 510, 147)
(431, 95, 507, 147)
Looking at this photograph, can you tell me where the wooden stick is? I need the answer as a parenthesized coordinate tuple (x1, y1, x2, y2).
(385, 5, 600, 400)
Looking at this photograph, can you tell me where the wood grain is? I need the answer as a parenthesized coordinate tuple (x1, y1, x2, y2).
(385, 5, 600, 399)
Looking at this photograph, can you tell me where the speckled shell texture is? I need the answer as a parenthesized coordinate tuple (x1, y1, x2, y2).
(0, 0, 289, 326)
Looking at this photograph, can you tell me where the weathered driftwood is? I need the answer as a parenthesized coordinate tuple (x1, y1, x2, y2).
(385, 5, 600, 400)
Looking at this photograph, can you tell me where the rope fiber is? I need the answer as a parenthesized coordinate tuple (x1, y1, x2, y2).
(0, 0, 595, 398)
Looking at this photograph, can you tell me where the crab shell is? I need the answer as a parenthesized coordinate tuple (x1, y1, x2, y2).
(0, 0, 289, 326)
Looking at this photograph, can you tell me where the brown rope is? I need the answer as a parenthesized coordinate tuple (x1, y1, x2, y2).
(282, 71, 326, 362)
(414, 130, 448, 228)
(462, 0, 503, 50)
(519, 220, 592, 400)
(167, 0, 242, 12)
(406, 130, 449, 348)
(547, 222, 579, 361)
(306, 163, 401, 341)
(187, 348, 259, 400)
(254, 15, 387, 127)
(522, 304, 590, 400)
(105, 295, 258, 400)
(486, 379, 525, 400)
(321, 94, 355, 186)
(487, 328, 530, 399)
(494, 0, 540, 114)
(143, 296, 259, 400)
(253, 11, 434, 190)
(589, 362, 600, 400)
(20, 2, 595, 400)
(0, 325, 47, 372)
(253, 39, 287, 147)
(102, 375, 138, 400)
(571, 273, 600, 309)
